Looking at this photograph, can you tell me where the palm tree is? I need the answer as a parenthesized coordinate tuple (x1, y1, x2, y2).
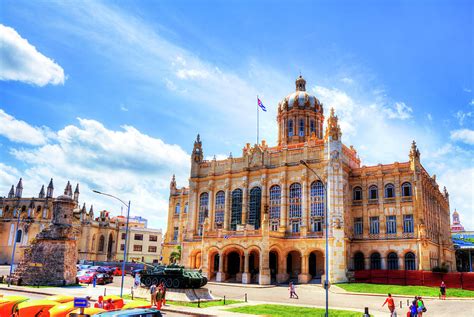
(169, 245, 181, 264)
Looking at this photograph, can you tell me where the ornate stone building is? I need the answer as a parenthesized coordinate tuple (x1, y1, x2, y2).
(0, 178, 119, 264)
(162, 76, 455, 285)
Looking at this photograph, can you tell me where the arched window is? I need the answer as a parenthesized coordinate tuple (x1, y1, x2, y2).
(175, 203, 180, 215)
(15, 229, 22, 243)
(405, 252, 416, 270)
(215, 191, 225, 225)
(184, 203, 188, 214)
(353, 186, 362, 201)
(248, 187, 262, 229)
(42, 208, 48, 219)
(231, 189, 243, 231)
(289, 183, 302, 233)
(91, 234, 96, 251)
(299, 118, 305, 136)
(401, 182, 412, 197)
(385, 183, 395, 198)
(370, 252, 381, 269)
(369, 185, 378, 200)
(310, 181, 325, 218)
(198, 192, 209, 235)
(354, 252, 365, 270)
(98, 235, 105, 252)
(310, 120, 315, 134)
(269, 185, 281, 231)
(36, 205, 42, 215)
(289, 183, 302, 219)
(288, 120, 294, 137)
(387, 252, 399, 270)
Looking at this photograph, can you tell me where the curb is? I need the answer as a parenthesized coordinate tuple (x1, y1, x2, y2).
(207, 282, 276, 288)
(161, 306, 215, 316)
(0, 286, 54, 297)
(331, 289, 474, 301)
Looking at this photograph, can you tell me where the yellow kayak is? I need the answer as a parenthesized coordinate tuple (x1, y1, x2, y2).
(16, 299, 59, 317)
(102, 295, 124, 309)
(45, 295, 75, 303)
(48, 301, 76, 317)
(122, 301, 152, 309)
(0, 295, 29, 317)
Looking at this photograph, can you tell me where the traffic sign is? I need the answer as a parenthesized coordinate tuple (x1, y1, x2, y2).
(73, 297, 88, 308)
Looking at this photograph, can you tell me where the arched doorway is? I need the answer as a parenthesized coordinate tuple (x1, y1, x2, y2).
(227, 251, 241, 277)
(308, 250, 324, 279)
(107, 233, 114, 260)
(248, 249, 260, 283)
(269, 251, 278, 281)
(286, 250, 301, 279)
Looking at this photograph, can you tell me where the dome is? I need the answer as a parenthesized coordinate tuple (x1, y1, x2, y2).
(278, 76, 323, 113)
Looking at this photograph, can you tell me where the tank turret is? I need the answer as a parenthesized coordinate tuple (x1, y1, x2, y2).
(140, 264, 207, 289)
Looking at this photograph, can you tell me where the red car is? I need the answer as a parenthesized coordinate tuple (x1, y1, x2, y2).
(96, 273, 114, 285)
(77, 272, 97, 284)
(112, 267, 122, 276)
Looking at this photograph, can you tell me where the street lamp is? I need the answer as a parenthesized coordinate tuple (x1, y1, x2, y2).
(8, 207, 23, 287)
(93, 190, 131, 298)
(300, 160, 329, 317)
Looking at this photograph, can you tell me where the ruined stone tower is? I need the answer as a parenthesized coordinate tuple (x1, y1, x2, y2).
(11, 182, 78, 286)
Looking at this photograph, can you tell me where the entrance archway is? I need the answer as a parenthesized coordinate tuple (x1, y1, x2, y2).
(227, 251, 241, 277)
(308, 250, 324, 278)
(107, 233, 114, 260)
(286, 250, 301, 279)
(248, 249, 260, 283)
(269, 251, 278, 281)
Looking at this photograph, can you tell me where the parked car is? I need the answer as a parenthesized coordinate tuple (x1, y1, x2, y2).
(94, 308, 162, 317)
(96, 273, 114, 285)
(111, 267, 122, 276)
(77, 272, 97, 284)
(78, 264, 92, 270)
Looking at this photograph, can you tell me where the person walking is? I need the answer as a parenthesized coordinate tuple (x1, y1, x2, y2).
(440, 281, 447, 300)
(382, 293, 395, 315)
(150, 283, 157, 307)
(289, 281, 298, 299)
(416, 296, 426, 316)
(92, 274, 97, 288)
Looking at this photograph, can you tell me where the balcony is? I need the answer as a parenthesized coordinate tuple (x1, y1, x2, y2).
(352, 200, 362, 206)
(384, 197, 396, 204)
(306, 231, 324, 238)
(368, 199, 378, 205)
(401, 196, 413, 202)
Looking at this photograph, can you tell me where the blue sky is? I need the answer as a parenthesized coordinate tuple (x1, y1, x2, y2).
(0, 0, 472, 230)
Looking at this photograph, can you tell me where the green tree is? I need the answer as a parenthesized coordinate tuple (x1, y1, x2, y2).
(170, 245, 181, 264)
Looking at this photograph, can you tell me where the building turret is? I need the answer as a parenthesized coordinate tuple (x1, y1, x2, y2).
(324, 108, 342, 141)
(52, 183, 75, 225)
(170, 174, 177, 195)
(409, 140, 420, 161)
(451, 209, 465, 232)
(64, 181, 72, 197)
(192, 134, 203, 163)
(47, 178, 54, 198)
(74, 183, 80, 202)
(15, 178, 23, 198)
(8, 185, 14, 198)
(38, 185, 45, 198)
(89, 205, 94, 220)
(81, 203, 87, 214)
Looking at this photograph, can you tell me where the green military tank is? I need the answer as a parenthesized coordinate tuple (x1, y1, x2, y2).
(140, 264, 208, 289)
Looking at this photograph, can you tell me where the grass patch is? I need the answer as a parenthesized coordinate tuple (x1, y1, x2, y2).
(337, 283, 474, 298)
(168, 299, 242, 308)
(227, 304, 362, 317)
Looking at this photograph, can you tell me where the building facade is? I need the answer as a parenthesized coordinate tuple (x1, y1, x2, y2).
(162, 76, 455, 284)
(0, 179, 162, 265)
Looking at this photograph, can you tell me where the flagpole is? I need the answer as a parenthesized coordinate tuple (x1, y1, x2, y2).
(257, 95, 259, 145)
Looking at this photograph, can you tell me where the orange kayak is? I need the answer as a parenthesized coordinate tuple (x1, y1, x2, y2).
(48, 301, 76, 317)
(16, 299, 59, 317)
(0, 295, 29, 317)
(44, 295, 75, 303)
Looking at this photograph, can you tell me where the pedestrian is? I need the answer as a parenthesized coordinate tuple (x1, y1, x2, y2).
(440, 281, 446, 300)
(150, 283, 157, 307)
(155, 284, 163, 309)
(409, 304, 417, 317)
(382, 293, 395, 314)
(161, 282, 167, 305)
(417, 296, 426, 316)
(289, 281, 298, 299)
(104, 298, 115, 310)
(95, 296, 104, 308)
(92, 274, 97, 288)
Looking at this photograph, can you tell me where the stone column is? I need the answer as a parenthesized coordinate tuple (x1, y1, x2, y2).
(208, 187, 214, 230)
(242, 251, 251, 284)
(301, 177, 309, 236)
(298, 254, 311, 283)
(216, 251, 226, 282)
(259, 250, 271, 285)
(277, 253, 289, 283)
(242, 180, 248, 225)
(224, 189, 230, 230)
(279, 179, 288, 232)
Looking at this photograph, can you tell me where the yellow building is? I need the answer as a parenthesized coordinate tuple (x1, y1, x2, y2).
(0, 179, 118, 264)
(162, 75, 455, 285)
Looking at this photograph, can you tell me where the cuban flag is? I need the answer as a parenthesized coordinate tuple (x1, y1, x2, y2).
(257, 97, 267, 112)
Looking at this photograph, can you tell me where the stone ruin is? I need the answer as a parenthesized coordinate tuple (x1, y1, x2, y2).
(11, 183, 78, 286)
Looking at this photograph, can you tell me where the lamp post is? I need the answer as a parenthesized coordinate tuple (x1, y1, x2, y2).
(8, 208, 22, 287)
(93, 190, 130, 298)
(300, 160, 329, 317)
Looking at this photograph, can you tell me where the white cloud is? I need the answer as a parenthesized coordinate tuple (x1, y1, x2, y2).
(450, 129, 474, 145)
(120, 105, 128, 112)
(0, 24, 65, 86)
(1, 110, 190, 228)
(176, 68, 209, 80)
(341, 77, 354, 84)
(454, 110, 472, 126)
(0, 109, 50, 145)
(427, 113, 433, 122)
(385, 102, 413, 120)
(470, 99, 474, 106)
